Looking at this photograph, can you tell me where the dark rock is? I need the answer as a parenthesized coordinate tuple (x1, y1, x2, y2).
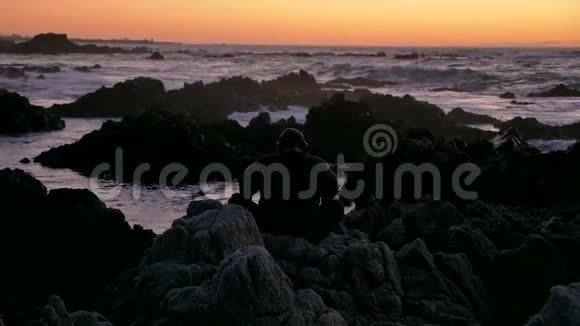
(148, 52, 165, 60)
(0, 66, 26, 79)
(396, 239, 479, 325)
(73, 66, 92, 73)
(529, 84, 580, 97)
(0, 169, 154, 322)
(401, 199, 465, 249)
(186, 199, 223, 217)
(491, 234, 567, 325)
(511, 100, 535, 105)
(19, 157, 31, 164)
(37, 74, 46, 79)
(0, 91, 65, 134)
(155, 204, 264, 265)
(525, 282, 580, 326)
(22, 65, 61, 73)
(394, 53, 420, 60)
(325, 77, 396, 88)
(49, 77, 166, 117)
(499, 92, 516, 99)
(445, 107, 501, 125)
(0, 33, 145, 54)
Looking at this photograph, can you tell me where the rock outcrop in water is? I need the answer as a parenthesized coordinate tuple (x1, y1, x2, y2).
(529, 84, 580, 97)
(445, 107, 501, 126)
(0, 33, 150, 54)
(148, 52, 165, 60)
(0, 91, 65, 134)
(496, 116, 580, 140)
(49, 77, 166, 117)
(47, 70, 325, 121)
(0, 169, 155, 324)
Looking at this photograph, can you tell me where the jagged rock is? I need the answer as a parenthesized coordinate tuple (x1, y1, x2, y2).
(376, 218, 408, 250)
(134, 263, 196, 313)
(186, 199, 223, 217)
(158, 204, 263, 265)
(39, 296, 112, 326)
(49, 77, 165, 117)
(447, 225, 497, 273)
(396, 239, 478, 325)
(148, 52, 165, 60)
(525, 282, 580, 326)
(529, 84, 580, 97)
(20, 157, 31, 164)
(402, 199, 465, 249)
(0, 91, 65, 134)
(189, 246, 296, 324)
(433, 253, 494, 323)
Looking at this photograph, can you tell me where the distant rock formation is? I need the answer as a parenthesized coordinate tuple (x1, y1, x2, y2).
(324, 77, 396, 88)
(529, 84, 580, 97)
(0, 33, 150, 54)
(148, 51, 165, 60)
(0, 91, 65, 134)
(394, 52, 420, 60)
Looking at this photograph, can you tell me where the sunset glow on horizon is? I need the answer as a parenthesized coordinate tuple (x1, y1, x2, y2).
(3, 0, 580, 46)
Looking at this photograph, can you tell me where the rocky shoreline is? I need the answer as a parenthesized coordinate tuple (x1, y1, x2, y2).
(2, 169, 580, 325)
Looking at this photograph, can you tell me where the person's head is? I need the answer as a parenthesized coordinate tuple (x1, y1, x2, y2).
(277, 128, 308, 152)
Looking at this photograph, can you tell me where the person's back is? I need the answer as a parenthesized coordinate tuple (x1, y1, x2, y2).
(238, 128, 343, 240)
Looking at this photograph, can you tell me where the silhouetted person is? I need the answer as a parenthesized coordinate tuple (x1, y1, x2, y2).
(231, 128, 343, 242)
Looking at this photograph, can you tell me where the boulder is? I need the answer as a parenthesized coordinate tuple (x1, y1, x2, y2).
(525, 282, 580, 326)
(0, 91, 65, 134)
(0, 169, 154, 321)
(156, 204, 263, 265)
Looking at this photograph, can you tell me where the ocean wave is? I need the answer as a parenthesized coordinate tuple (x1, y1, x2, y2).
(318, 64, 496, 86)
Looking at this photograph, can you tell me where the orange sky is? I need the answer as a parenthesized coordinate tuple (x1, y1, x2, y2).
(2, 0, 580, 46)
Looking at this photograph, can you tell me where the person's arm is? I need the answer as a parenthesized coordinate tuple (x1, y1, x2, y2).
(239, 157, 264, 200)
(318, 161, 339, 201)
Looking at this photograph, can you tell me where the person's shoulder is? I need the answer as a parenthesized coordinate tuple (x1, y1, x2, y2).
(305, 154, 329, 165)
(255, 153, 280, 164)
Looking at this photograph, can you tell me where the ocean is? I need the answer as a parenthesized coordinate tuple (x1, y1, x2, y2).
(1, 43, 579, 232)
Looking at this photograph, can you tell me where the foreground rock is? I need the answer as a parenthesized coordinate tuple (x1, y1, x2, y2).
(0, 169, 154, 324)
(526, 282, 580, 326)
(0, 91, 65, 134)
